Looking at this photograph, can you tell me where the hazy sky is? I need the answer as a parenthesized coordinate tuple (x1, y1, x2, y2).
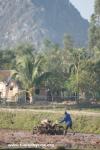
(70, 0, 95, 21)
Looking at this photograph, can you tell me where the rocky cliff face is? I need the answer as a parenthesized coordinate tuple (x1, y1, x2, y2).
(0, 0, 89, 48)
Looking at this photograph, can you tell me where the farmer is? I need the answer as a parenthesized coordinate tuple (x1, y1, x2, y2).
(59, 111, 75, 135)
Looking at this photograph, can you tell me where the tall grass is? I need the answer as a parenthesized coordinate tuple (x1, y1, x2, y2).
(0, 110, 100, 134)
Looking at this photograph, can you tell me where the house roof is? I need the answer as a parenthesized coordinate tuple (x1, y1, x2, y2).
(0, 70, 23, 89)
(0, 70, 11, 81)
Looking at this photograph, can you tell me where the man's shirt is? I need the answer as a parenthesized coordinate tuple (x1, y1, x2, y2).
(61, 113, 72, 123)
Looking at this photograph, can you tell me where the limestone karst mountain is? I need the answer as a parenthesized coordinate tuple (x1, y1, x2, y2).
(0, 0, 89, 48)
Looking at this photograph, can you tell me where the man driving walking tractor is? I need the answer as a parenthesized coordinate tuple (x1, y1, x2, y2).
(59, 111, 75, 135)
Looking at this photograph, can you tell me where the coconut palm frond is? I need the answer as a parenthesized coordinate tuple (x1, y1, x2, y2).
(34, 72, 52, 86)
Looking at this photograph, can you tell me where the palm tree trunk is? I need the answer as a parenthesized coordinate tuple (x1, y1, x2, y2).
(29, 93, 33, 104)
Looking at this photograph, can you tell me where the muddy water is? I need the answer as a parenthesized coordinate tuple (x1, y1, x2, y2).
(0, 129, 100, 149)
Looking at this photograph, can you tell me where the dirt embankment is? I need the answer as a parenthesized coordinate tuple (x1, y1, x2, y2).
(0, 108, 100, 116)
(0, 129, 100, 149)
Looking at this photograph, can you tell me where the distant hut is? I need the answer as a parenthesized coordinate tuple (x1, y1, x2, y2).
(0, 70, 22, 102)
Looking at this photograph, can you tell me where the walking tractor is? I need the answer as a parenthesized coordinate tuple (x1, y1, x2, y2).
(33, 112, 75, 135)
(33, 119, 64, 135)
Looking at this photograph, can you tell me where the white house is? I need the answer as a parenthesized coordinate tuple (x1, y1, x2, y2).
(0, 70, 20, 102)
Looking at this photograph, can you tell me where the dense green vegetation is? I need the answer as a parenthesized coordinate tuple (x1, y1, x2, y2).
(0, 110, 100, 134)
(89, 0, 100, 50)
(0, 37, 100, 103)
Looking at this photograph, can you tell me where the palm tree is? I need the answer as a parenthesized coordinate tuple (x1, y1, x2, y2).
(11, 52, 48, 103)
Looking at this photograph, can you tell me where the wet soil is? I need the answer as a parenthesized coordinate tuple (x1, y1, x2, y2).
(0, 129, 100, 149)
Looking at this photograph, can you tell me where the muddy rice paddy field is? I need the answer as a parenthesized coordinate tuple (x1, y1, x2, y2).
(0, 108, 100, 149)
(0, 129, 100, 149)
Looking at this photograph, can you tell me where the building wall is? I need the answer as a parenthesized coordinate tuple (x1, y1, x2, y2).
(0, 81, 19, 102)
